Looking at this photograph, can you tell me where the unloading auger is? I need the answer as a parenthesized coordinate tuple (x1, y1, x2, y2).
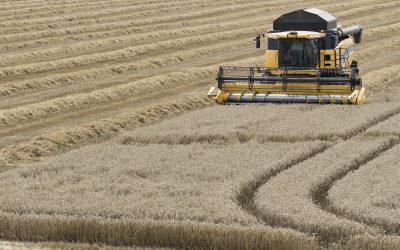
(207, 8, 366, 104)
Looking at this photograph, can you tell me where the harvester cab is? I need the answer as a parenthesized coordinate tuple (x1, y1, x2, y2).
(208, 8, 366, 104)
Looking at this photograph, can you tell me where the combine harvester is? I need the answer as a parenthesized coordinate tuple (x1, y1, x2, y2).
(208, 8, 365, 104)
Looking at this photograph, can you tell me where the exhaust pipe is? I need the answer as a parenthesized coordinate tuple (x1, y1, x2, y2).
(255, 34, 261, 48)
(338, 25, 363, 44)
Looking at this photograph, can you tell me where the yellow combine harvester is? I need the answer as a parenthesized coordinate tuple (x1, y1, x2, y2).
(208, 8, 365, 104)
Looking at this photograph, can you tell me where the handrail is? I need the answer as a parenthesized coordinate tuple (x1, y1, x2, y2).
(216, 66, 358, 87)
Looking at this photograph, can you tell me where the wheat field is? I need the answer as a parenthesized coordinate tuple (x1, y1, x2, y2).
(0, 0, 400, 249)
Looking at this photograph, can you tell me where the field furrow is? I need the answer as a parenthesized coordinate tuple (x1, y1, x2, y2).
(0, 14, 265, 67)
(2, 29, 397, 129)
(355, 35, 400, 61)
(3, 0, 384, 40)
(0, 12, 269, 55)
(0, 56, 262, 152)
(0, 0, 396, 161)
(333, 1, 400, 19)
(0, 0, 137, 20)
(0, 0, 133, 11)
(2, 12, 396, 102)
(0, 0, 285, 36)
(0, 29, 263, 96)
(0, 0, 200, 17)
(0, 46, 257, 110)
(0, 0, 228, 23)
(0, 1, 268, 42)
(0, 29, 392, 124)
(0, 93, 211, 169)
(0, 0, 269, 30)
(1, 0, 396, 68)
(0, 0, 386, 53)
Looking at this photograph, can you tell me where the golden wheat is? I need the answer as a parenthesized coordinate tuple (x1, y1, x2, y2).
(0, 0, 399, 249)
(0, 140, 326, 225)
(0, 214, 317, 250)
(0, 57, 265, 126)
(0, 94, 212, 168)
(328, 144, 400, 234)
(254, 137, 395, 243)
(0, 38, 263, 97)
(345, 234, 400, 250)
(366, 109, 400, 137)
(120, 99, 400, 144)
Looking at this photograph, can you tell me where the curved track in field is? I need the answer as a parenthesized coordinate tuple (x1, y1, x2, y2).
(311, 138, 400, 236)
(237, 101, 400, 241)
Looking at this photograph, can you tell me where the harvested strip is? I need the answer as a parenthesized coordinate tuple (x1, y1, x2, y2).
(0, 26, 257, 78)
(0, 9, 392, 74)
(0, 69, 214, 126)
(0, 25, 391, 103)
(0, 0, 271, 35)
(0, 0, 368, 43)
(364, 22, 400, 38)
(0, 0, 359, 37)
(355, 36, 400, 61)
(0, 37, 261, 97)
(0, 94, 212, 168)
(0, 0, 215, 23)
(0, 56, 264, 126)
(0, 6, 393, 80)
(334, 0, 400, 19)
(0, 2, 264, 45)
(0, 0, 265, 30)
(0, 11, 395, 72)
(0, 10, 270, 54)
(0, 9, 266, 65)
(0, 0, 384, 53)
(0, 1, 135, 21)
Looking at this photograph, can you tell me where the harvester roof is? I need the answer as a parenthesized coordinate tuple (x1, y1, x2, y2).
(273, 8, 337, 31)
(267, 30, 325, 39)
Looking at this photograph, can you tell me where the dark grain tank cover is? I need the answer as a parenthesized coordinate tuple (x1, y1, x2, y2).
(273, 8, 337, 31)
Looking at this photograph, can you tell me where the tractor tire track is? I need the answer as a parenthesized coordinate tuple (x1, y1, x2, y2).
(236, 87, 400, 246)
(312, 135, 400, 235)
